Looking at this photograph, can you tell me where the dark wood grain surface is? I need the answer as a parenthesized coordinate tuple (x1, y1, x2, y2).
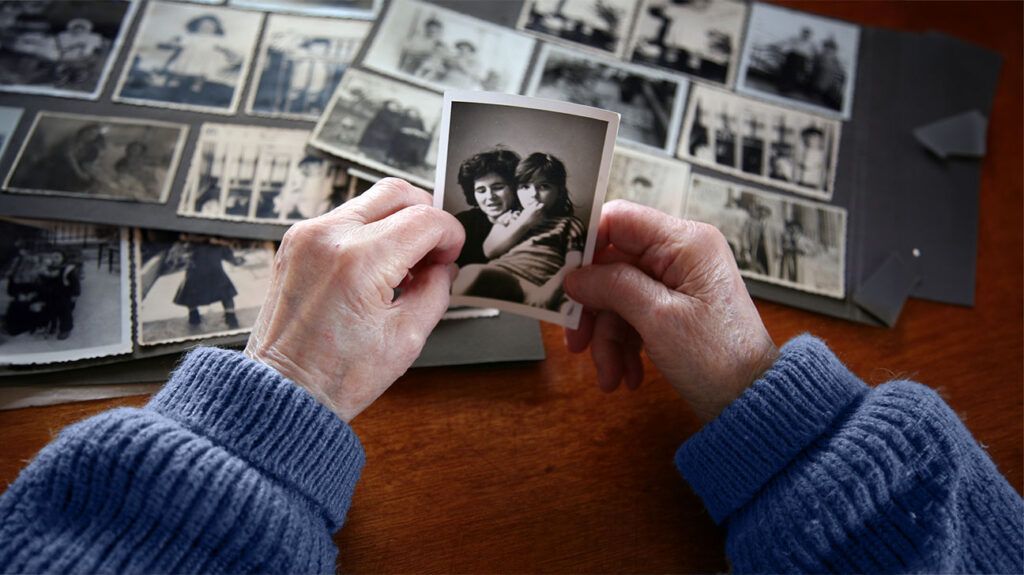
(0, 2, 1020, 573)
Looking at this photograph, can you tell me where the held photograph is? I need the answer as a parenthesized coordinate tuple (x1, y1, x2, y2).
(179, 124, 348, 224)
(4, 112, 189, 204)
(434, 91, 619, 329)
(362, 0, 536, 94)
(679, 83, 840, 200)
(135, 230, 275, 346)
(114, 1, 263, 114)
(311, 68, 442, 188)
(736, 3, 860, 119)
(518, 0, 642, 57)
(684, 173, 847, 298)
(0, 0, 138, 100)
(0, 219, 131, 366)
(247, 14, 370, 120)
(526, 43, 687, 155)
(628, 0, 747, 86)
(227, 0, 381, 20)
(606, 147, 689, 217)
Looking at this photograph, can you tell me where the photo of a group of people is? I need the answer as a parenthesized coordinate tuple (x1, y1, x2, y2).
(684, 174, 846, 298)
(363, 0, 536, 94)
(518, 0, 642, 57)
(0, 0, 137, 100)
(135, 230, 274, 346)
(0, 219, 131, 365)
(179, 124, 348, 224)
(4, 112, 188, 203)
(679, 83, 840, 200)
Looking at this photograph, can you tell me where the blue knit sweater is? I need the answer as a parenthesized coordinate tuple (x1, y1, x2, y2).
(0, 336, 1021, 573)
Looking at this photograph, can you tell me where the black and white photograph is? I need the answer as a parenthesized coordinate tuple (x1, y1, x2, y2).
(628, 0, 747, 86)
(518, 0, 642, 57)
(0, 219, 131, 366)
(311, 68, 442, 188)
(135, 230, 274, 346)
(0, 0, 138, 100)
(526, 43, 687, 155)
(4, 112, 189, 203)
(606, 147, 689, 217)
(736, 3, 859, 119)
(179, 124, 348, 224)
(684, 173, 846, 298)
(362, 0, 536, 94)
(434, 91, 619, 329)
(679, 83, 840, 200)
(114, 1, 263, 114)
(0, 106, 23, 161)
(228, 0, 381, 20)
(247, 14, 370, 120)
(346, 167, 376, 201)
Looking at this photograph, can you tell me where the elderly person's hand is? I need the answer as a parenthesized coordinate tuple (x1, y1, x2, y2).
(563, 200, 778, 422)
(245, 178, 464, 422)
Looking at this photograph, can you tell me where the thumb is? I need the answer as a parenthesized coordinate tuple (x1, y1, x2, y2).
(393, 262, 456, 340)
(564, 262, 670, 329)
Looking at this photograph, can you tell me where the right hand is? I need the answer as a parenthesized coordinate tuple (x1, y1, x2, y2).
(563, 200, 778, 422)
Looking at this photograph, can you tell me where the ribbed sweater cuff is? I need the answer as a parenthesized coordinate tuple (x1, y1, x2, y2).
(676, 334, 868, 524)
(147, 347, 365, 530)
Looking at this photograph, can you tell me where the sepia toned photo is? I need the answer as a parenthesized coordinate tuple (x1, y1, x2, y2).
(526, 43, 687, 155)
(311, 68, 442, 189)
(0, 219, 131, 366)
(434, 91, 619, 329)
(0, 0, 138, 100)
(362, 0, 536, 94)
(628, 0, 747, 86)
(0, 106, 23, 161)
(247, 14, 370, 120)
(179, 124, 348, 224)
(135, 230, 274, 346)
(4, 112, 188, 203)
(736, 3, 860, 119)
(114, 1, 263, 114)
(518, 0, 642, 57)
(228, 0, 381, 20)
(684, 173, 846, 298)
(606, 147, 689, 217)
(679, 83, 840, 200)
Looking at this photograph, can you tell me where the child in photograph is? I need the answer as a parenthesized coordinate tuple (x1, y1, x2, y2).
(796, 125, 826, 188)
(285, 37, 334, 114)
(399, 16, 444, 75)
(156, 15, 241, 95)
(54, 18, 107, 86)
(172, 236, 243, 329)
(453, 153, 585, 311)
(453, 149, 521, 267)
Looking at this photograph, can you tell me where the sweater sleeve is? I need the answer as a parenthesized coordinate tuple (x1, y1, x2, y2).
(0, 347, 365, 574)
(677, 335, 1024, 574)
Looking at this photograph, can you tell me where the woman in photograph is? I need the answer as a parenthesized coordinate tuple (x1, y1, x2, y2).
(172, 235, 243, 329)
(453, 153, 585, 311)
(453, 149, 520, 267)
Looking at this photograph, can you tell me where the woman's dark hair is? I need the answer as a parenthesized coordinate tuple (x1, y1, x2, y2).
(515, 152, 574, 217)
(186, 15, 224, 35)
(457, 149, 520, 207)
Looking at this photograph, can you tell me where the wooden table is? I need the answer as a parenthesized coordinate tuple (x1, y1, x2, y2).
(1, 2, 1021, 572)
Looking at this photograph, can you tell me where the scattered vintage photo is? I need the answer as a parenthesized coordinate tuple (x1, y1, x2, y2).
(346, 167, 377, 201)
(0, 219, 131, 366)
(0, 106, 23, 161)
(526, 43, 687, 155)
(628, 0, 747, 86)
(311, 68, 442, 188)
(135, 230, 275, 346)
(114, 1, 263, 114)
(247, 14, 370, 120)
(736, 3, 860, 119)
(434, 91, 619, 329)
(4, 112, 188, 203)
(362, 0, 536, 94)
(606, 147, 689, 217)
(179, 124, 348, 224)
(518, 0, 642, 57)
(684, 173, 846, 298)
(679, 83, 840, 200)
(0, 0, 137, 100)
(228, 0, 381, 20)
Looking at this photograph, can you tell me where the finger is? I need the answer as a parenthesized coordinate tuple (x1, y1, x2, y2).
(391, 262, 456, 348)
(591, 311, 624, 393)
(563, 262, 672, 331)
(564, 308, 595, 353)
(363, 204, 465, 286)
(622, 338, 644, 391)
(324, 177, 433, 225)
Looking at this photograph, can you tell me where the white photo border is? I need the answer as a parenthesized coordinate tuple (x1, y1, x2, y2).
(0, 106, 24, 163)
(228, 0, 382, 20)
(433, 90, 620, 329)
